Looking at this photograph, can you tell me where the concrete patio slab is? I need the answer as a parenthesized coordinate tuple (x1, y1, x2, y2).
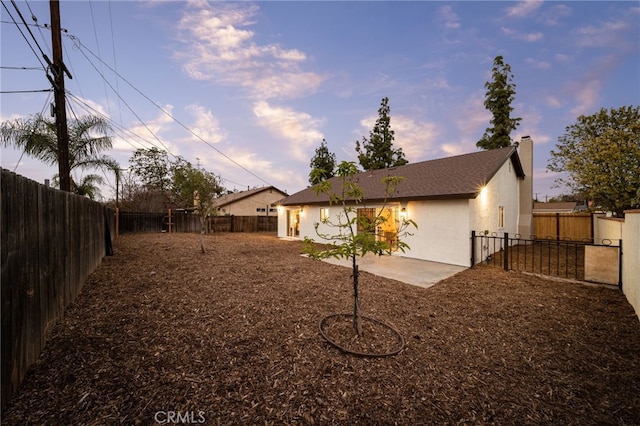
(320, 254, 468, 289)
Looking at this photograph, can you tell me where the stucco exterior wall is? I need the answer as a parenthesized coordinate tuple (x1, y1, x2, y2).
(217, 190, 282, 216)
(469, 159, 521, 238)
(594, 216, 623, 244)
(622, 210, 640, 321)
(403, 199, 470, 266)
(277, 207, 288, 238)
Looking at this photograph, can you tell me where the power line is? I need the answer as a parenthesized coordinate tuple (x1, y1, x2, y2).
(68, 40, 176, 157)
(67, 34, 275, 188)
(0, 89, 52, 93)
(1, 1, 48, 71)
(0, 66, 43, 70)
(66, 92, 247, 190)
(24, 0, 52, 55)
(66, 91, 166, 153)
(88, 0, 112, 119)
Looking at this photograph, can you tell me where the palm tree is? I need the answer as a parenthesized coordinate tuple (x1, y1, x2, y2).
(1, 113, 120, 196)
(51, 173, 105, 200)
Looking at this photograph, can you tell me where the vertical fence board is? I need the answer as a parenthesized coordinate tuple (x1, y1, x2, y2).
(533, 212, 593, 241)
(1, 169, 110, 414)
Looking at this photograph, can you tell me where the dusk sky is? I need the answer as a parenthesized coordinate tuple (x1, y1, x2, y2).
(2, 1, 639, 201)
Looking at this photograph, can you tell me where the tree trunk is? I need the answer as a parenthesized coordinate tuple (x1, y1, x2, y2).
(199, 214, 206, 254)
(352, 255, 362, 337)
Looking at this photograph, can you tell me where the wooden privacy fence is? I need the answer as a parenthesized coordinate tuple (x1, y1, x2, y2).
(1, 169, 114, 414)
(532, 212, 593, 241)
(208, 215, 277, 233)
(117, 210, 277, 234)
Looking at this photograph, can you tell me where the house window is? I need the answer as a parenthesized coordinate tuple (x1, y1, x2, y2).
(320, 208, 329, 221)
(498, 206, 505, 229)
(269, 208, 277, 213)
(256, 207, 266, 213)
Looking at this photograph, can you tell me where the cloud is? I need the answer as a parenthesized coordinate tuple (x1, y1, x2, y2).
(252, 101, 324, 163)
(555, 53, 572, 62)
(453, 90, 491, 146)
(570, 80, 602, 117)
(539, 4, 572, 27)
(175, 2, 325, 100)
(525, 58, 551, 69)
(576, 19, 631, 48)
(206, 145, 307, 191)
(545, 96, 562, 109)
(501, 27, 543, 42)
(438, 5, 460, 30)
(184, 104, 226, 145)
(355, 114, 441, 162)
(126, 106, 177, 154)
(505, 0, 543, 18)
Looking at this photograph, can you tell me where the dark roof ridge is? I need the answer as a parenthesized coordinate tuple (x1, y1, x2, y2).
(279, 146, 523, 206)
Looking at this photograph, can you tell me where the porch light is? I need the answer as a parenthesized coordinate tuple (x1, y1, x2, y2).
(299, 207, 304, 216)
(478, 185, 489, 208)
(400, 207, 407, 218)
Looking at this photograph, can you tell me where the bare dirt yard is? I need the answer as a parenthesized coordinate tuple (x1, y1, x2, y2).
(3, 233, 640, 425)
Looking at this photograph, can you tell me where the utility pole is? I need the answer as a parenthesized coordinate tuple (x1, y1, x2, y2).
(50, 0, 72, 192)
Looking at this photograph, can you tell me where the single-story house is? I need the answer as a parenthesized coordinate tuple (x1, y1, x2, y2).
(277, 137, 533, 267)
(214, 186, 287, 216)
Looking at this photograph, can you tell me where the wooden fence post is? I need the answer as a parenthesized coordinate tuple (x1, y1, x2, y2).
(115, 207, 119, 238)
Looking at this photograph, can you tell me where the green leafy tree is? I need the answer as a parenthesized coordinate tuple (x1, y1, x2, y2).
(172, 160, 225, 253)
(1, 113, 120, 193)
(309, 138, 337, 185)
(129, 147, 172, 193)
(304, 161, 416, 337)
(126, 147, 177, 211)
(548, 105, 640, 216)
(355, 97, 408, 170)
(477, 55, 522, 149)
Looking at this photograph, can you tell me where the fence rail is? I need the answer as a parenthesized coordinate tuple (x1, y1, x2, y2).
(532, 212, 593, 241)
(471, 231, 622, 287)
(1, 169, 113, 413)
(117, 210, 277, 234)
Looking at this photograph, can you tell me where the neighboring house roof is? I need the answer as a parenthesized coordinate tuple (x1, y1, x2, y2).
(213, 186, 287, 208)
(280, 146, 524, 206)
(533, 202, 578, 213)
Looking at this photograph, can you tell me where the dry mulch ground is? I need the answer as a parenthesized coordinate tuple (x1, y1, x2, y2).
(3, 233, 640, 425)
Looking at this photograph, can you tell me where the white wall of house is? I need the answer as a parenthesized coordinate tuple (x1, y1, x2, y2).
(469, 159, 521, 238)
(277, 207, 289, 238)
(403, 199, 470, 266)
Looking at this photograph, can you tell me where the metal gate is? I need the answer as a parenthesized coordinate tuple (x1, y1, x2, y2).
(471, 231, 622, 288)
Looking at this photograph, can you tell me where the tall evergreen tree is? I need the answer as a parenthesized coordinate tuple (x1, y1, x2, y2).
(309, 138, 337, 185)
(477, 55, 522, 149)
(355, 97, 408, 170)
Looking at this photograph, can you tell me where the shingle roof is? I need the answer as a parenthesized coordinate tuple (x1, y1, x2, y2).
(533, 202, 577, 212)
(279, 147, 524, 206)
(213, 186, 287, 208)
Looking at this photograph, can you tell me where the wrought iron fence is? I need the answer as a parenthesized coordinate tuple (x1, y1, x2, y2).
(471, 231, 622, 287)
